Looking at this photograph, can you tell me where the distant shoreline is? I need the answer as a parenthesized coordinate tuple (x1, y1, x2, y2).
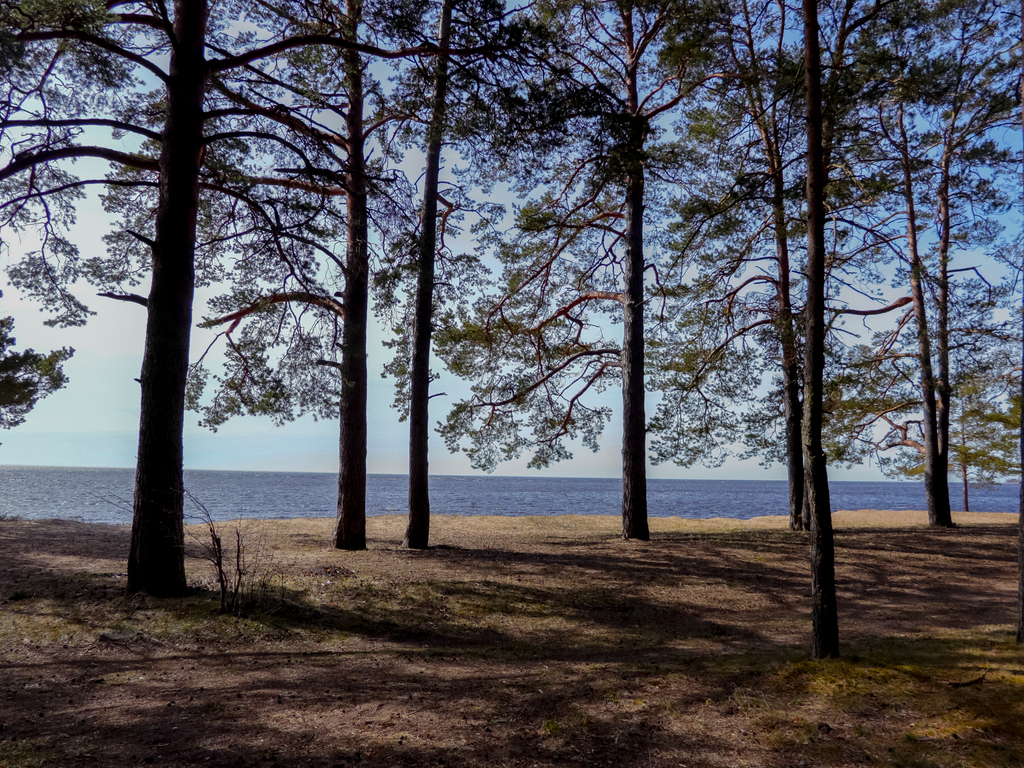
(8, 508, 1014, 532)
(5, 463, 1022, 485)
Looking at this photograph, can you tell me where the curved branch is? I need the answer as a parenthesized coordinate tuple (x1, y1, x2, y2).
(17, 30, 169, 82)
(204, 84, 349, 152)
(0, 118, 161, 142)
(529, 290, 625, 333)
(0, 146, 157, 182)
(98, 291, 148, 307)
(199, 292, 345, 335)
(0, 177, 156, 212)
(476, 348, 620, 409)
(209, 37, 498, 73)
(832, 295, 912, 317)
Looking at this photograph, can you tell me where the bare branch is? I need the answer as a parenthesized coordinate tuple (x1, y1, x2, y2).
(98, 291, 148, 307)
(831, 296, 913, 317)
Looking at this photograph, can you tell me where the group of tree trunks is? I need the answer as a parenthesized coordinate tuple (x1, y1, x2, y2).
(1, 0, 1021, 658)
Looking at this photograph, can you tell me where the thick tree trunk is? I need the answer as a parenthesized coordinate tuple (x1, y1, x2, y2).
(896, 107, 951, 527)
(619, 15, 648, 541)
(405, 0, 452, 550)
(802, 0, 838, 659)
(621, 171, 649, 541)
(127, 0, 207, 597)
(334, 5, 369, 551)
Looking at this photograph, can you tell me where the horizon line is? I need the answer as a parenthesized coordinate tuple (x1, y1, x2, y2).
(0, 463, 963, 483)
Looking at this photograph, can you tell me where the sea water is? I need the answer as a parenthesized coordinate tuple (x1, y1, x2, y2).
(0, 465, 1018, 525)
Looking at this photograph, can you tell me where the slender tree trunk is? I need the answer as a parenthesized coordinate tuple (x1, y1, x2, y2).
(1016, 0, 1023, 645)
(735, 3, 806, 532)
(895, 107, 951, 527)
(932, 147, 955, 527)
(127, 0, 208, 597)
(405, 0, 452, 550)
(783, 362, 805, 529)
(770, 150, 805, 532)
(959, 413, 969, 512)
(802, 0, 838, 658)
(742, 3, 806, 533)
(334, 1, 369, 550)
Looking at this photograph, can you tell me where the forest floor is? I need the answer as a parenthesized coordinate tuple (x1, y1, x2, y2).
(1, 509, 1022, 768)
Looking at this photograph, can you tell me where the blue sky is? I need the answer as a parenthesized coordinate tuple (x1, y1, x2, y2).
(0, 149, 943, 484)
(0, 196, 888, 481)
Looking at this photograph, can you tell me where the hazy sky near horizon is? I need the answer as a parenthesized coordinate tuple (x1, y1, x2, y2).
(0, 183, 890, 482)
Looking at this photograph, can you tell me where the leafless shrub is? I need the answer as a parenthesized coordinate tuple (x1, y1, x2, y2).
(184, 490, 280, 614)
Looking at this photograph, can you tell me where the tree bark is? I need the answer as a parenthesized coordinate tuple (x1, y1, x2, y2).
(783, 362, 806, 530)
(621, 169, 649, 541)
(736, 1, 804, 532)
(895, 106, 951, 527)
(932, 146, 955, 527)
(770, 148, 805, 532)
(333, 0, 369, 551)
(802, 0, 838, 659)
(405, 0, 452, 550)
(1016, 0, 1023, 646)
(618, 9, 649, 541)
(127, 0, 208, 597)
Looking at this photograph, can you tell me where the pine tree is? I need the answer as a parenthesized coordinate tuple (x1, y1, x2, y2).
(437, 0, 715, 540)
(0, 311, 72, 432)
(1, 0, 444, 591)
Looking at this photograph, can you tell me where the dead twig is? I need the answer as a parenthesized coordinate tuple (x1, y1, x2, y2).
(948, 671, 988, 688)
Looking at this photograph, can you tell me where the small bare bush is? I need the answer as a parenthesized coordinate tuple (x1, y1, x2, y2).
(184, 490, 279, 614)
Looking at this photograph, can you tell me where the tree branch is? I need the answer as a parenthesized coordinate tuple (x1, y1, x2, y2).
(199, 292, 345, 335)
(832, 296, 912, 317)
(0, 146, 157, 183)
(209, 36, 498, 73)
(0, 118, 161, 142)
(476, 348, 621, 409)
(98, 291, 148, 307)
(17, 30, 169, 82)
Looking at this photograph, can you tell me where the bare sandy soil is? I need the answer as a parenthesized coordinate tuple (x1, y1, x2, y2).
(1, 509, 1022, 768)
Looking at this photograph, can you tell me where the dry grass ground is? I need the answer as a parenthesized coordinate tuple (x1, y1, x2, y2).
(1, 510, 1023, 768)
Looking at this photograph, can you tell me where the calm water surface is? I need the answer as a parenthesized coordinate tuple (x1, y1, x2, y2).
(0, 465, 1018, 525)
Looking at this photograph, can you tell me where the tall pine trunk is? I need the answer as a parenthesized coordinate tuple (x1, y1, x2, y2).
(619, 17, 648, 541)
(127, 0, 208, 596)
(405, 0, 452, 550)
(334, 1, 369, 550)
(802, 0, 838, 658)
(733, 5, 804, 531)
(771, 150, 805, 531)
(932, 148, 955, 527)
(621, 170, 649, 540)
(895, 106, 951, 527)
(1016, 0, 1023, 646)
